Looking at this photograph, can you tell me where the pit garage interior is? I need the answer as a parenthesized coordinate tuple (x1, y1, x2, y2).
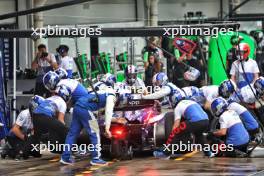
(1, 0, 264, 176)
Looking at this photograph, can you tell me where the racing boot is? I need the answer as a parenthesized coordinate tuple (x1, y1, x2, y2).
(60, 156, 74, 165)
(90, 158, 108, 166)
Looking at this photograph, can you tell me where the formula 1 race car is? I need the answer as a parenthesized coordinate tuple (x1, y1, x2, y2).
(99, 98, 194, 160)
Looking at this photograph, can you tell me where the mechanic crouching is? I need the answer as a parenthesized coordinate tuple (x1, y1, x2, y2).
(32, 84, 71, 154)
(218, 80, 260, 139)
(1, 95, 44, 159)
(210, 97, 250, 157)
(227, 101, 259, 140)
(141, 72, 213, 157)
(158, 91, 213, 157)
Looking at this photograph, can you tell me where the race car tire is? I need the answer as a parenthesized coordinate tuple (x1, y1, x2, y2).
(209, 117, 220, 131)
(110, 139, 133, 160)
(1, 143, 16, 159)
(0, 152, 7, 159)
(164, 112, 174, 139)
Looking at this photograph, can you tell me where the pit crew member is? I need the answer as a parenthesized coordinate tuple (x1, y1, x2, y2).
(230, 43, 259, 89)
(60, 74, 117, 166)
(210, 97, 250, 157)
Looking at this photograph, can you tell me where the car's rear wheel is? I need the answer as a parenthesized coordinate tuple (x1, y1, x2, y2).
(164, 112, 174, 139)
(110, 139, 133, 160)
(0, 152, 7, 159)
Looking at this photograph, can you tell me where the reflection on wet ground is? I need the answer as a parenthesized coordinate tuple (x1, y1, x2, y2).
(1, 151, 264, 176)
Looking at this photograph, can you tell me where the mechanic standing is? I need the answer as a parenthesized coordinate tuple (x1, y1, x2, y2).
(31, 44, 58, 97)
(56, 45, 74, 78)
(123, 65, 147, 94)
(226, 35, 244, 77)
(210, 97, 250, 157)
(59, 74, 117, 166)
(230, 43, 259, 89)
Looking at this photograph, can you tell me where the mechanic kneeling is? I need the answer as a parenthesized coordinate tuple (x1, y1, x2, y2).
(210, 97, 250, 157)
(227, 101, 259, 140)
(2, 96, 44, 159)
(162, 93, 213, 157)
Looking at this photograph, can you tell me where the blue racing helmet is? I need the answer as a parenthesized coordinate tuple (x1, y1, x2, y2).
(254, 77, 264, 98)
(28, 95, 45, 114)
(55, 68, 68, 79)
(218, 79, 236, 98)
(211, 97, 228, 117)
(190, 86, 200, 96)
(56, 85, 72, 102)
(152, 72, 168, 87)
(99, 73, 116, 87)
(172, 88, 186, 106)
(189, 86, 205, 105)
(43, 71, 60, 91)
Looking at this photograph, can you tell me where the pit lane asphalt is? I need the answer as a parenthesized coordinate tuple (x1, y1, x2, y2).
(1, 148, 264, 176)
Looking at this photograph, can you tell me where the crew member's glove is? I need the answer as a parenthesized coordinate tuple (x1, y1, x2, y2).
(206, 131, 215, 140)
(24, 134, 28, 141)
(105, 129, 112, 138)
(154, 100, 161, 112)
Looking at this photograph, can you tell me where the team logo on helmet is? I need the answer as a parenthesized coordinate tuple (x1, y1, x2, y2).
(100, 73, 116, 87)
(219, 80, 236, 98)
(56, 85, 72, 102)
(43, 71, 60, 91)
(211, 97, 228, 117)
(153, 72, 168, 86)
(55, 68, 68, 79)
(254, 77, 264, 97)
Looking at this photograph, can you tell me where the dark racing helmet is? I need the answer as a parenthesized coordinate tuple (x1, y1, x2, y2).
(254, 77, 264, 98)
(56, 45, 69, 55)
(218, 79, 236, 99)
